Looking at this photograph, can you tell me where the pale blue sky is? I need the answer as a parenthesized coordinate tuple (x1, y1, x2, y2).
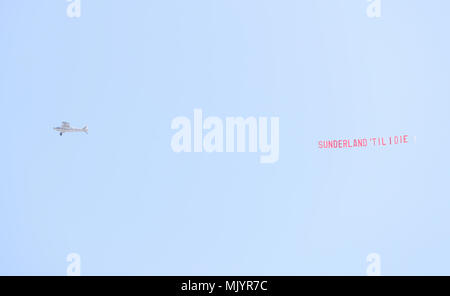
(1, 0, 450, 275)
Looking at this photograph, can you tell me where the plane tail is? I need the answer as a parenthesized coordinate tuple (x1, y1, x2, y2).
(83, 126, 88, 134)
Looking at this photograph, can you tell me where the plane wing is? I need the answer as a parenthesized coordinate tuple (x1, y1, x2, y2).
(62, 122, 70, 128)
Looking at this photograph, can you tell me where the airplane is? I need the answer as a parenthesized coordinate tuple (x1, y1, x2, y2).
(54, 122, 88, 136)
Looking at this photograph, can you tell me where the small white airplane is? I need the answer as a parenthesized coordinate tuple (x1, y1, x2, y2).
(54, 122, 88, 136)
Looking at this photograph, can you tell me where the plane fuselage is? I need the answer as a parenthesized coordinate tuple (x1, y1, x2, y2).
(54, 127, 86, 133)
(54, 123, 88, 135)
